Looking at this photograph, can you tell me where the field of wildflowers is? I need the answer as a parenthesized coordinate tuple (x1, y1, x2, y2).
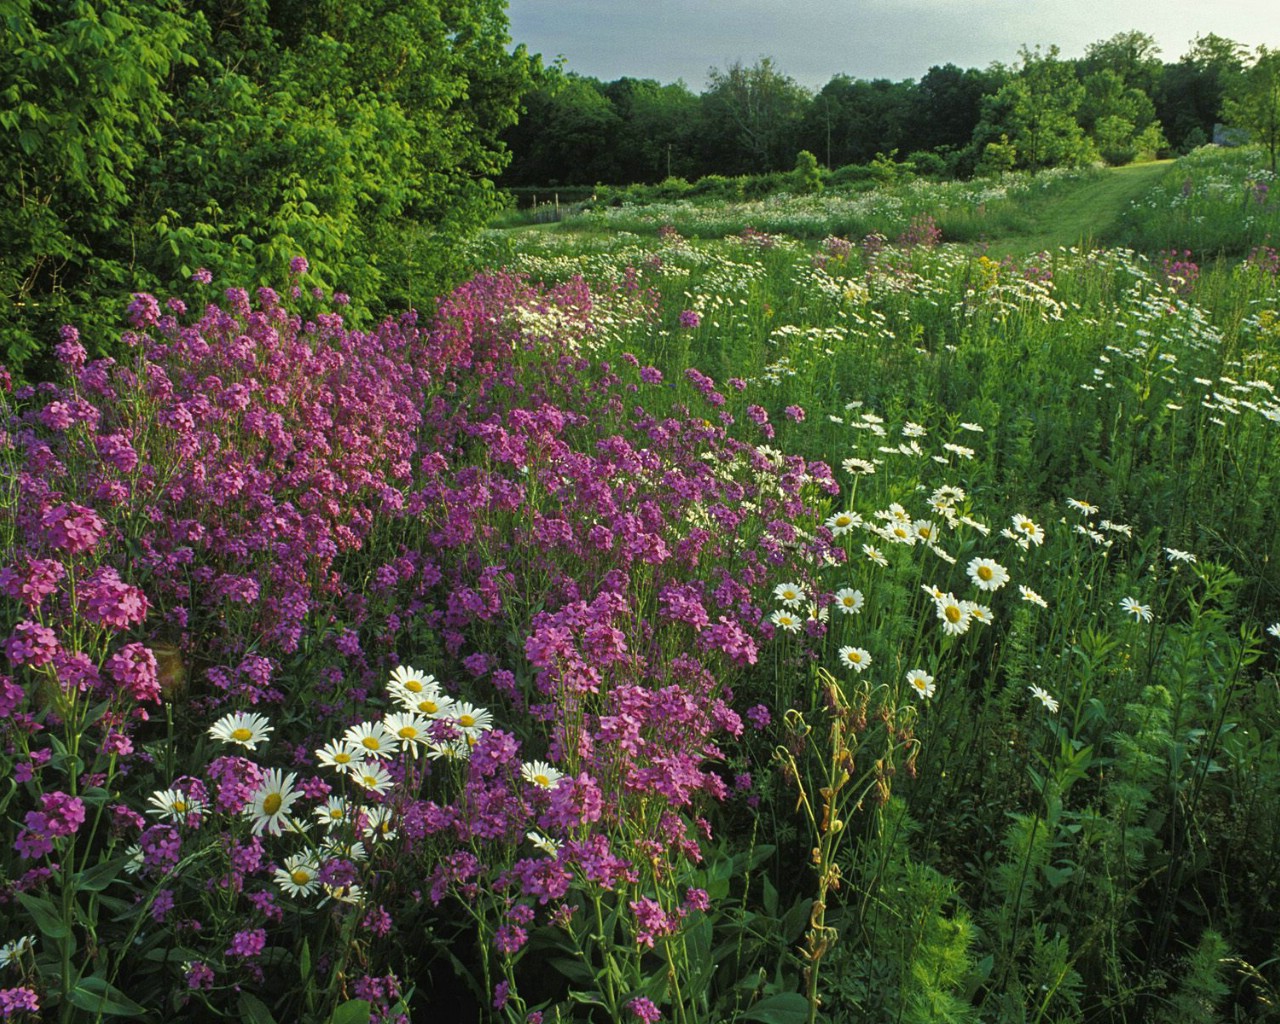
(3, 149, 1280, 1024)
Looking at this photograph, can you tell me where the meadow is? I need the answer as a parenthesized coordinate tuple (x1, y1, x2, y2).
(2, 146, 1280, 1024)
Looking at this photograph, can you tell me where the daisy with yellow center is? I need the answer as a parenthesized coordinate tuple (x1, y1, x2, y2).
(906, 669, 935, 700)
(383, 711, 431, 748)
(207, 711, 273, 751)
(342, 721, 401, 760)
(388, 664, 435, 694)
(449, 702, 493, 739)
(521, 760, 565, 789)
(773, 582, 806, 608)
(833, 588, 864, 614)
(1028, 685, 1059, 713)
(316, 739, 362, 770)
(825, 511, 860, 536)
(400, 691, 456, 718)
(935, 594, 971, 636)
(274, 853, 320, 897)
(966, 557, 1009, 592)
(863, 544, 889, 566)
(147, 788, 205, 823)
(1010, 514, 1045, 546)
(1019, 585, 1048, 608)
(770, 609, 802, 633)
(347, 760, 395, 795)
(247, 768, 300, 836)
(838, 646, 872, 673)
(313, 797, 350, 830)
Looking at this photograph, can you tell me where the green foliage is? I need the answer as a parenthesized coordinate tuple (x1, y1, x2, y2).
(1224, 46, 1280, 173)
(792, 150, 824, 194)
(0, 0, 531, 373)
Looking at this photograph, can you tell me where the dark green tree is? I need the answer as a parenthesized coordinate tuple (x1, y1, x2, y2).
(1, 0, 531, 371)
(1154, 34, 1248, 152)
(1224, 45, 1280, 172)
(700, 58, 810, 174)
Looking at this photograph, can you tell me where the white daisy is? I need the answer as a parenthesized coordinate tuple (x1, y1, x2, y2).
(773, 582, 806, 607)
(1165, 547, 1197, 564)
(1120, 597, 1153, 623)
(313, 797, 350, 830)
(247, 768, 300, 836)
(383, 711, 432, 748)
(1066, 498, 1098, 515)
(527, 831, 562, 856)
(207, 711, 273, 751)
(825, 511, 861, 536)
(832, 588, 864, 614)
(396, 690, 456, 718)
(935, 594, 971, 636)
(1018, 585, 1048, 608)
(449, 702, 494, 739)
(316, 739, 362, 771)
(147, 788, 205, 823)
(906, 669, 935, 700)
(770, 609, 803, 633)
(0, 935, 36, 969)
(1010, 515, 1045, 546)
(863, 544, 889, 567)
(274, 853, 320, 897)
(521, 760, 565, 789)
(1268, 622, 1280, 640)
(343, 721, 401, 761)
(360, 806, 398, 843)
(1028, 685, 1059, 713)
(347, 760, 395, 795)
(388, 664, 436, 695)
(967, 601, 994, 626)
(966, 557, 1010, 592)
(837, 646, 872, 673)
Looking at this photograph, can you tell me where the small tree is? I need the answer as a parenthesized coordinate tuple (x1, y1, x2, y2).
(793, 149, 823, 193)
(1224, 45, 1280, 173)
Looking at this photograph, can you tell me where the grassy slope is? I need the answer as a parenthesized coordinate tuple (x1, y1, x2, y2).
(965, 161, 1173, 258)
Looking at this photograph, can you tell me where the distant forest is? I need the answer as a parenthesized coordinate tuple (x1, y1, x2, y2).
(499, 31, 1280, 186)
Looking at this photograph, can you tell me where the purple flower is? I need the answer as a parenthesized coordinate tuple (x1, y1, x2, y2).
(290, 256, 309, 275)
(39, 503, 107, 555)
(226, 928, 267, 959)
(186, 961, 215, 990)
(38, 792, 85, 837)
(677, 309, 700, 329)
(0, 987, 41, 1017)
(190, 268, 213, 285)
(746, 704, 771, 730)
(784, 404, 805, 423)
(628, 995, 663, 1023)
(4, 621, 59, 668)
(105, 643, 160, 703)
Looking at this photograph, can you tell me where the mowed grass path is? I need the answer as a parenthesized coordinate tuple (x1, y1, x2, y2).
(980, 160, 1173, 257)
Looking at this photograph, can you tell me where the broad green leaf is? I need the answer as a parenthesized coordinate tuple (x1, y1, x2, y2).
(741, 992, 811, 1023)
(67, 975, 147, 1017)
(329, 998, 372, 1024)
(238, 991, 278, 1024)
(17, 892, 70, 940)
(76, 857, 123, 892)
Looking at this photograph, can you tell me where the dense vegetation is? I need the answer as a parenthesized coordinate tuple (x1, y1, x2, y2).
(0, 0, 533, 374)
(498, 32, 1280, 189)
(4, 137, 1280, 1022)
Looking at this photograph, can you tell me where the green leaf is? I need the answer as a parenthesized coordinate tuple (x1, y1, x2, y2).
(238, 991, 278, 1024)
(329, 998, 372, 1024)
(741, 992, 811, 1023)
(300, 936, 312, 981)
(67, 975, 147, 1017)
(780, 897, 813, 945)
(762, 875, 779, 917)
(76, 857, 123, 892)
(17, 892, 70, 940)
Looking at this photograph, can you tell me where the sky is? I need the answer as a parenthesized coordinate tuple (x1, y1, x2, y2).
(504, 0, 1280, 91)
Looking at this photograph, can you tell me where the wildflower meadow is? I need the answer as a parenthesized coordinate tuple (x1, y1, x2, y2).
(3, 147, 1280, 1024)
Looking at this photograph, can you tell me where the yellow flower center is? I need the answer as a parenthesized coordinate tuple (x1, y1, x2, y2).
(397, 727, 417, 740)
(978, 565, 993, 581)
(419, 700, 438, 714)
(534, 774, 550, 787)
(458, 714, 475, 728)
(848, 652, 862, 664)
(362, 736, 381, 750)
(263, 793, 283, 816)
(328, 808, 343, 820)
(404, 679, 424, 693)
(945, 605, 962, 623)
(334, 751, 352, 764)
(174, 799, 188, 813)
(893, 527, 908, 538)
(290, 868, 311, 885)
(231, 727, 253, 742)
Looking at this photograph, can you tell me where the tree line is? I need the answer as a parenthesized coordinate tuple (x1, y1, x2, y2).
(499, 31, 1280, 187)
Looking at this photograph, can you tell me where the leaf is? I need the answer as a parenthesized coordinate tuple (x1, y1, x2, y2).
(17, 892, 70, 940)
(762, 875, 779, 917)
(67, 975, 147, 1017)
(549, 956, 595, 986)
(741, 992, 811, 1023)
(328, 998, 371, 1024)
(238, 992, 278, 1024)
(780, 897, 813, 944)
(76, 857, 123, 892)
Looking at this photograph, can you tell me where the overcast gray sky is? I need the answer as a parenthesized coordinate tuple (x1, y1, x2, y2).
(505, 1, 1280, 90)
